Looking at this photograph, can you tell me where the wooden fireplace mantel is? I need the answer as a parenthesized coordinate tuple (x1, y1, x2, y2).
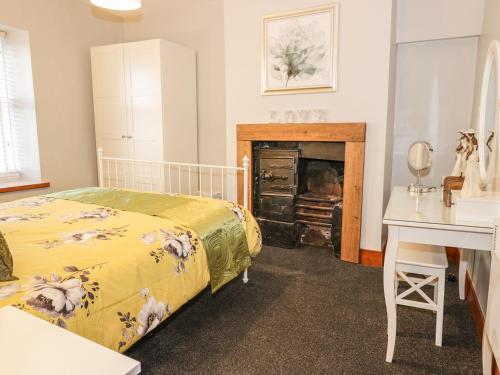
(236, 123, 366, 264)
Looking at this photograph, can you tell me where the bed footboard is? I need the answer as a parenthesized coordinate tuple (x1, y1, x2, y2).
(97, 148, 251, 283)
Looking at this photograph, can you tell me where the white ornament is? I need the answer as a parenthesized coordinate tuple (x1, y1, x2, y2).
(297, 109, 311, 123)
(268, 110, 279, 123)
(284, 110, 296, 123)
(461, 145, 482, 197)
(451, 135, 468, 177)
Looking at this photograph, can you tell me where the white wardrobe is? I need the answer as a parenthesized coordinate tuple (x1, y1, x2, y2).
(90, 39, 198, 188)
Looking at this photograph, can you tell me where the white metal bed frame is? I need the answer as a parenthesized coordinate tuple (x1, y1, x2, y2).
(96, 147, 251, 283)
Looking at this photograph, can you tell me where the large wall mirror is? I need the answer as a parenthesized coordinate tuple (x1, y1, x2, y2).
(478, 40, 500, 188)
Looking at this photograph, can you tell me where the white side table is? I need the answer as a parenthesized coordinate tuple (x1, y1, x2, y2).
(383, 187, 493, 364)
(0, 305, 141, 375)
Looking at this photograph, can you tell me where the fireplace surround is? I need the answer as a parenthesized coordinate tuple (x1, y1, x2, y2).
(236, 123, 366, 263)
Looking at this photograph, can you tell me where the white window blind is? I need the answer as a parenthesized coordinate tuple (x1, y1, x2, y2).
(0, 31, 18, 179)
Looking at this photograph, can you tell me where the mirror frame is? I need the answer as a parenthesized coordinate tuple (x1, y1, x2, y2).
(478, 40, 500, 187)
(407, 141, 433, 171)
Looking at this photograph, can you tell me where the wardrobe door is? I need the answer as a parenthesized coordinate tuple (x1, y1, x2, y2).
(123, 40, 164, 191)
(91, 44, 128, 187)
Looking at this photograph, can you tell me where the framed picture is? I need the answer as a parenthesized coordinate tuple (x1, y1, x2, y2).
(261, 4, 339, 95)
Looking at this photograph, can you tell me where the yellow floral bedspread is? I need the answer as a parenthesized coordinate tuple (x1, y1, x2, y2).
(0, 194, 261, 352)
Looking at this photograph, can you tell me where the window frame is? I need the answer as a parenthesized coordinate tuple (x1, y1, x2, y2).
(0, 30, 19, 179)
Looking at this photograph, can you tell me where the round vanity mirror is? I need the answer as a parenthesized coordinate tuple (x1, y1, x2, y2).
(478, 40, 500, 188)
(407, 141, 435, 193)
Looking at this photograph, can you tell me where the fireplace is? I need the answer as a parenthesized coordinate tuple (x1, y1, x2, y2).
(236, 123, 365, 263)
(253, 142, 345, 254)
(296, 158, 344, 252)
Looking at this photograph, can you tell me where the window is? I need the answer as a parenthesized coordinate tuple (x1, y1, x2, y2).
(0, 25, 42, 186)
(0, 31, 18, 179)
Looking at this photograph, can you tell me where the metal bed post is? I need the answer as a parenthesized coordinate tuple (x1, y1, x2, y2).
(242, 154, 249, 284)
(97, 147, 104, 188)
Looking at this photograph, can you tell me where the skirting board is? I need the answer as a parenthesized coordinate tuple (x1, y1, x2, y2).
(452, 247, 500, 375)
(359, 238, 387, 267)
(359, 249, 383, 267)
(360, 245, 459, 267)
(465, 271, 485, 349)
(465, 271, 499, 374)
(361, 245, 460, 268)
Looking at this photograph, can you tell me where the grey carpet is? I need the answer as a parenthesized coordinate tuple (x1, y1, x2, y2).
(127, 245, 482, 374)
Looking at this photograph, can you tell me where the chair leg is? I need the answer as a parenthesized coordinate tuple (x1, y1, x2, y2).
(433, 283, 438, 314)
(435, 271, 445, 346)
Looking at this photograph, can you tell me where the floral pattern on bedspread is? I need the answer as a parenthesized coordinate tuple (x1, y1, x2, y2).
(59, 207, 119, 224)
(39, 226, 129, 249)
(0, 196, 55, 209)
(143, 228, 200, 274)
(0, 193, 261, 352)
(116, 288, 173, 350)
(0, 213, 49, 222)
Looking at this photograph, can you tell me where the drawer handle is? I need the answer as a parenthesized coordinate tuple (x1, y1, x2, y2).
(260, 170, 289, 182)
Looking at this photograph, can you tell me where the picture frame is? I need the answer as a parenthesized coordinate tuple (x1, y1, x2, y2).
(261, 4, 339, 95)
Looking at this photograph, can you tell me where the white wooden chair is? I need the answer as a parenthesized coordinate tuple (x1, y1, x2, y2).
(395, 242, 449, 346)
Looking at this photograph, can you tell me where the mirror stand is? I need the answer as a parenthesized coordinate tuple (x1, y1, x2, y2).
(408, 171, 435, 193)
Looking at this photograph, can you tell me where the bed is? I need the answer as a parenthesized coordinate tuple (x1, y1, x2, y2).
(0, 151, 261, 352)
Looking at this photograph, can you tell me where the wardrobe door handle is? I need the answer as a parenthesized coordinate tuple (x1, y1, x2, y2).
(121, 135, 127, 139)
(127, 135, 133, 139)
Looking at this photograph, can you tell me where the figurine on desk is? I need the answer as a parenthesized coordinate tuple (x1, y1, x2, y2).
(451, 131, 468, 177)
(444, 129, 482, 206)
(461, 130, 482, 198)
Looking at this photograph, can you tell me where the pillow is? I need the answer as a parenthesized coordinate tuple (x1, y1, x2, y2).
(0, 231, 16, 281)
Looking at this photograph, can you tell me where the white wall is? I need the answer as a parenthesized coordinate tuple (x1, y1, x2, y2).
(0, 0, 398, 253)
(397, 0, 484, 43)
(382, 1, 398, 234)
(0, 0, 227, 204)
(224, 0, 396, 251)
(122, 0, 227, 166)
(391, 37, 479, 189)
(0, 0, 124, 202)
(390, 0, 483, 189)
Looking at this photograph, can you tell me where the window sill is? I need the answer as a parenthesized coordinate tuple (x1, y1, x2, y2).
(0, 180, 50, 193)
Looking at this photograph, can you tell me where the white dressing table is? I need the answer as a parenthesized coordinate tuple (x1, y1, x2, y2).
(382, 187, 494, 363)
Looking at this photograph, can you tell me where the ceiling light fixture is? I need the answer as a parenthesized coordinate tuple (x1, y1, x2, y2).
(90, 0, 142, 11)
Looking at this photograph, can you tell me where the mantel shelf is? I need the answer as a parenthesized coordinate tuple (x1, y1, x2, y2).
(236, 123, 366, 143)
